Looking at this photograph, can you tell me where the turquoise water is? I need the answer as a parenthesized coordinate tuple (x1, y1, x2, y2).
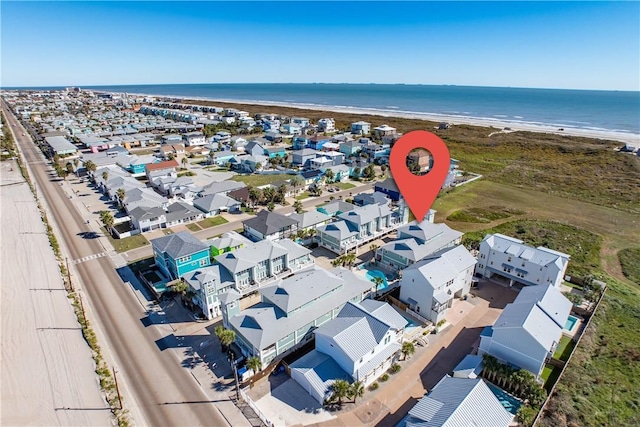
(24, 83, 640, 135)
(564, 315, 578, 331)
(487, 382, 522, 415)
(401, 313, 419, 328)
(365, 269, 389, 291)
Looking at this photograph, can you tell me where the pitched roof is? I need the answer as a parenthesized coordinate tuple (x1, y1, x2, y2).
(208, 231, 252, 250)
(404, 245, 477, 287)
(150, 231, 208, 259)
(193, 193, 240, 212)
(315, 302, 392, 363)
(374, 177, 399, 192)
(229, 267, 372, 350)
(289, 350, 351, 402)
(406, 376, 513, 427)
(201, 180, 246, 195)
(183, 264, 234, 293)
(338, 203, 393, 227)
(482, 233, 570, 267)
(317, 220, 358, 241)
(129, 206, 165, 222)
(243, 210, 298, 236)
(145, 159, 179, 172)
(166, 202, 202, 222)
(288, 210, 332, 229)
(514, 284, 573, 329)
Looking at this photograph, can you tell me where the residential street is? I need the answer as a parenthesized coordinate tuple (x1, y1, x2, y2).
(2, 104, 232, 426)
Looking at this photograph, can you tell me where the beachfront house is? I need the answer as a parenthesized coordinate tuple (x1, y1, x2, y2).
(399, 245, 477, 324)
(351, 121, 371, 135)
(478, 283, 572, 378)
(151, 231, 211, 280)
(316, 202, 405, 254)
(375, 221, 461, 270)
(475, 234, 570, 288)
(221, 266, 374, 367)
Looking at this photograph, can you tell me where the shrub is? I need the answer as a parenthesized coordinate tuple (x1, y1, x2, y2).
(368, 382, 379, 391)
(379, 373, 389, 382)
(390, 363, 401, 374)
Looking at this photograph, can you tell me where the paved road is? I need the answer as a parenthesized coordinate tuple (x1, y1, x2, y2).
(123, 181, 375, 262)
(3, 104, 230, 427)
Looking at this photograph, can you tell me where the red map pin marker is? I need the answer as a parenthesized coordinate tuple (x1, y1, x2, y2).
(389, 130, 450, 223)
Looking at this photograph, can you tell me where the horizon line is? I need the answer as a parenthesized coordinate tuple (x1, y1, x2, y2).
(2, 82, 638, 93)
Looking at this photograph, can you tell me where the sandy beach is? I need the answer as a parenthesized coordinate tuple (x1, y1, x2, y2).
(125, 92, 640, 148)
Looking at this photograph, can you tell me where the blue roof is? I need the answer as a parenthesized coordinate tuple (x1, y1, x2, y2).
(480, 326, 493, 338)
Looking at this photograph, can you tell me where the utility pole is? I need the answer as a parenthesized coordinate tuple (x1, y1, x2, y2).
(112, 367, 123, 410)
(230, 354, 240, 401)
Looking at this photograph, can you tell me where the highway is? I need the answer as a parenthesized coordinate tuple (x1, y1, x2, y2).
(2, 103, 229, 426)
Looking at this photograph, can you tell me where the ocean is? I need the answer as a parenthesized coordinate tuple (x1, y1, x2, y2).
(20, 83, 640, 135)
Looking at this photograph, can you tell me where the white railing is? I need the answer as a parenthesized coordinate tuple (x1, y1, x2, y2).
(405, 308, 429, 325)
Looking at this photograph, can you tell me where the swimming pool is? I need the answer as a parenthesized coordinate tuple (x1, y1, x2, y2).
(365, 269, 389, 291)
(487, 382, 522, 415)
(564, 315, 579, 332)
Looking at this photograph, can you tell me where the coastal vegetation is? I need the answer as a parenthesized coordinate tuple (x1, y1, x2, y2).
(446, 206, 524, 223)
(617, 247, 640, 285)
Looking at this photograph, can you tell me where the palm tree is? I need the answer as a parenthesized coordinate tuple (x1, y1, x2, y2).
(73, 158, 80, 176)
(99, 210, 114, 232)
(267, 202, 275, 212)
(293, 200, 303, 214)
(329, 379, 351, 407)
(349, 381, 364, 404)
(482, 354, 499, 383)
(102, 171, 109, 183)
(401, 341, 415, 361)
(372, 276, 385, 298)
(248, 187, 262, 208)
(324, 169, 335, 184)
(116, 188, 126, 206)
(65, 162, 74, 180)
(214, 326, 236, 352)
(369, 244, 379, 253)
(290, 175, 304, 195)
(181, 156, 188, 169)
(307, 228, 317, 240)
(85, 160, 97, 174)
(246, 356, 262, 376)
(344, 252, 357, 269)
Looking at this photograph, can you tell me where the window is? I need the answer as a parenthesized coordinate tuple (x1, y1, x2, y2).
(507, 256, 512, 262)
(199, 259, 207, 267)
(228, 301, 236, 309)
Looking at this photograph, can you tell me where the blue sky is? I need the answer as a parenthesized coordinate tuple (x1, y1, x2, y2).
(2, 1, 639, 90)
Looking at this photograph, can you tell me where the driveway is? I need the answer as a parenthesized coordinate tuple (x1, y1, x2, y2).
(252, 379, 336, 427)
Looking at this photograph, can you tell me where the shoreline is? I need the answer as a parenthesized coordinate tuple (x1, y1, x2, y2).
(114, 90, 640, 147)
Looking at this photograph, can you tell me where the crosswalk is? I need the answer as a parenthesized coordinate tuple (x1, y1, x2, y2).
(73, 252, 107, 265)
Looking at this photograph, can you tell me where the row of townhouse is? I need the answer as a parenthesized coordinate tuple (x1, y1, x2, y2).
(315, 195, 410, 255)
(150, 231, 314, 319)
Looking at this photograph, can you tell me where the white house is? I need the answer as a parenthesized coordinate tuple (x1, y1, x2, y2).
(402, 376, 514, 427)
(476, 234, 570, 288)
(375, 221, 462, 270)
(184, 131, 206, 146)
(317, 118, 336, 133)
(291, 300, 407, 403)
(399, 245, 477, 324)
(478, 284, 572, 378)
(183, 264, 235, 320)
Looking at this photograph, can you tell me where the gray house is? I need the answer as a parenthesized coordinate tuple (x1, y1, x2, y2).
(221, 266, 374, 366)
(243, 210, 299, 241)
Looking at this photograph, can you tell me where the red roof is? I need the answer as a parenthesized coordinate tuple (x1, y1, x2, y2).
(146, 159, 179, 172)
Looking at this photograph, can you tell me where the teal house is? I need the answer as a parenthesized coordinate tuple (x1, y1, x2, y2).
(264, 147, 287, 159)
(151, 231, 211, 280)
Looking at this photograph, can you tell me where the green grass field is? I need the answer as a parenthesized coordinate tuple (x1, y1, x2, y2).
(295, 191, 310, 200)
(617, 247, 640, 285)
(335, 182, 356, 190)
(186, 223, 202, 232)
(101, 227, 150, 253)
(196, 216, 229, 229)
(446, 206, 524, 223)
(231, 173, 292, 187)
